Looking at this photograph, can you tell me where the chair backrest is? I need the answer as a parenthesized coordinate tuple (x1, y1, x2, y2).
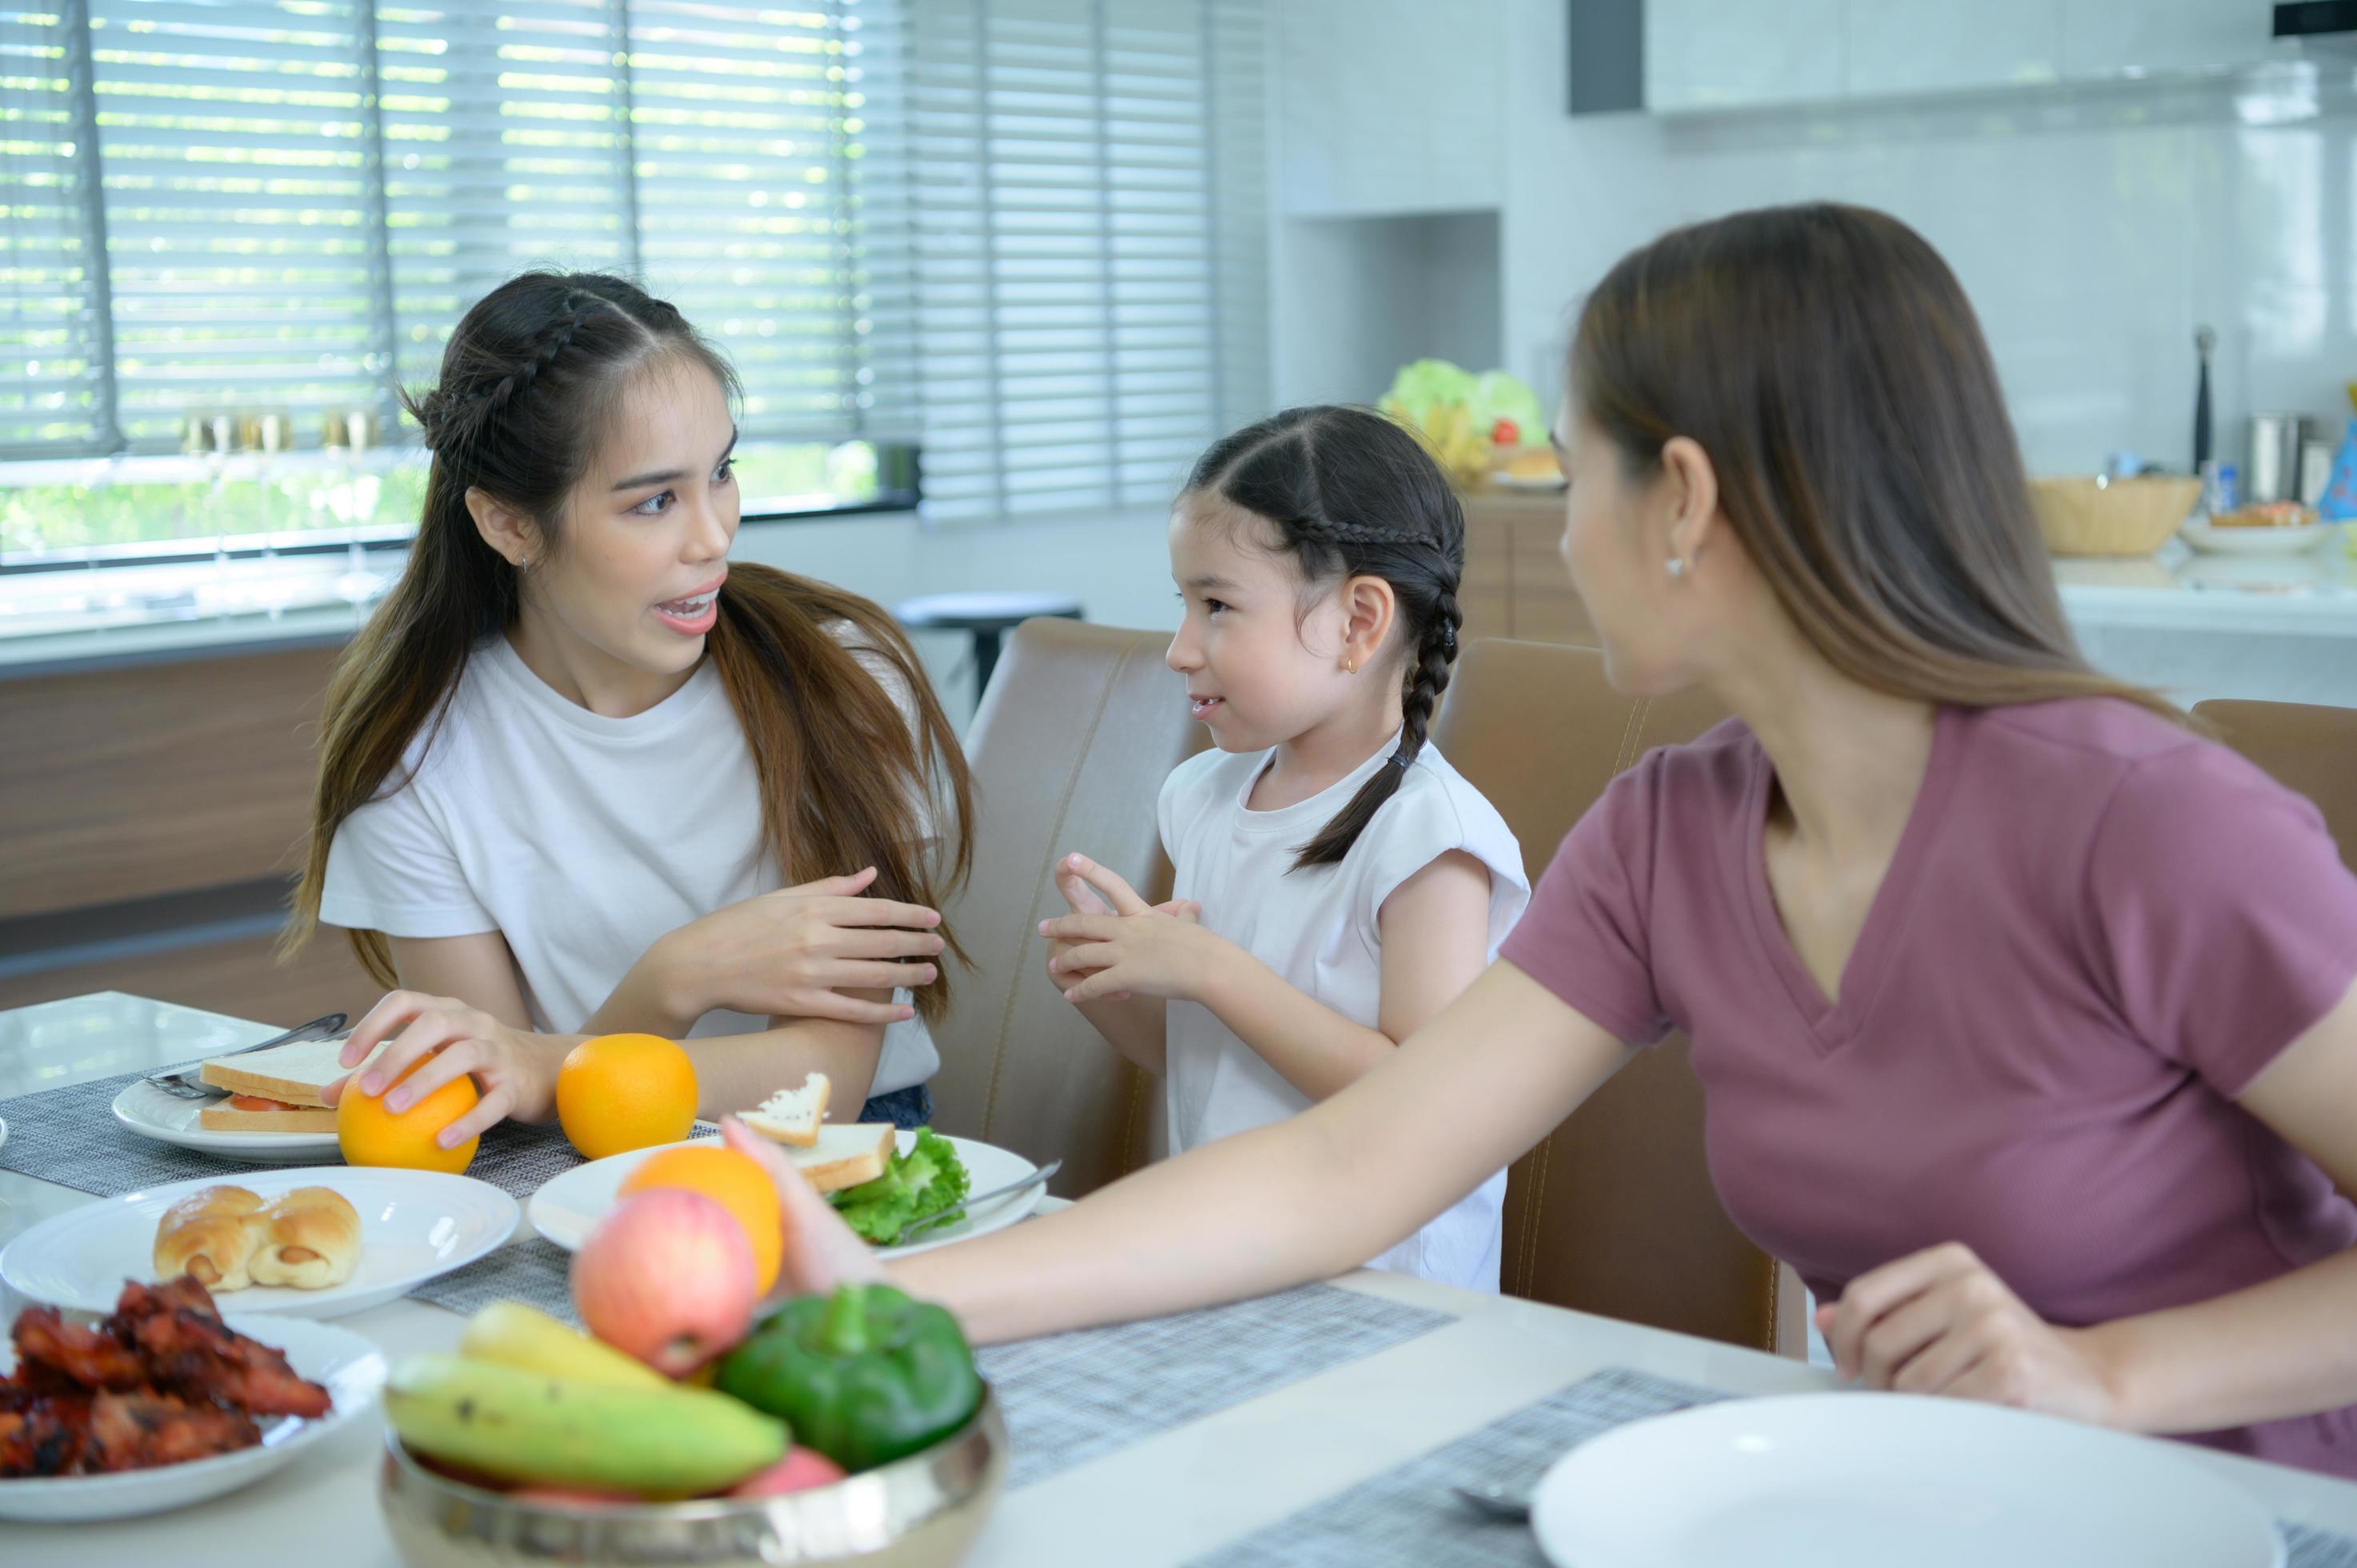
(2189, 698, 2357, 875)
(1433, 637, 1797, 1353)
(927, 618, 1208, 1198)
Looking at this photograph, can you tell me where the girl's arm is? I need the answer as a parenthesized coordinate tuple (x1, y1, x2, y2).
(1822, 979, 2357, 1435)
(1043, 852, 1495, 1103)
(890, 961, 1632, 1342)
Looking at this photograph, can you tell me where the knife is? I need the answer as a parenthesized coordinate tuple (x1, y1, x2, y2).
(142, 1012, 350, 1098)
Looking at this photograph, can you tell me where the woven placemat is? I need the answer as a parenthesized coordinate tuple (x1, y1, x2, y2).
(1192, 1367, 2357, 1567)
(0, 1067, 718, 1202)
(976, 1283, 1455, 1492)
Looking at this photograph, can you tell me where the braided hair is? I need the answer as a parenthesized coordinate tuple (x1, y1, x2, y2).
(1183, 405, 1467, 870)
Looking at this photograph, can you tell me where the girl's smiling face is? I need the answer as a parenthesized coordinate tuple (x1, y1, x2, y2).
(1163, 494, 1364, 754)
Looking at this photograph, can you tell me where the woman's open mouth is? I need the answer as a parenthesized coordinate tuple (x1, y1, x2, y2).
(653, 577, 724, 636)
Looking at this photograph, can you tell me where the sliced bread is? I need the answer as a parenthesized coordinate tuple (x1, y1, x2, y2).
(740, 1073, 830, 1148)
(199, 1037, 356, 1107)
(197, 1103, 340, 1134)
(777, 1122, 896, 1194)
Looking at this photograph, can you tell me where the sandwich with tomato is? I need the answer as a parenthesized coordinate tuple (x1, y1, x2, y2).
(197, 1038, 351, 1134)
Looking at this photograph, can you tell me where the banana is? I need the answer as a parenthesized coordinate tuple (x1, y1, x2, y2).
(458, 1301, 670, 1392)
(386, 1353, 786, 1498)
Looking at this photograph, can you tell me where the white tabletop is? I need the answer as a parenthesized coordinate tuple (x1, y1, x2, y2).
(8, 992, 2357, 1564)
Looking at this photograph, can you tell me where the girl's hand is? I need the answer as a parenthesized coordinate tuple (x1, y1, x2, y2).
(1817, 1242, 2127, 1427)
(1038, 854, 1222, 1005)
(719, 1116, 889, 1302)
(668, 866, 945, 1026)
(321, 990, 558, 1148)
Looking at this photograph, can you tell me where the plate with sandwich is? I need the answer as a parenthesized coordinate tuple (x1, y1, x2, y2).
(0, 1167, 518, 1321)
(528, 1074, 1048, 1258)
(111, 1036, 354, 1162)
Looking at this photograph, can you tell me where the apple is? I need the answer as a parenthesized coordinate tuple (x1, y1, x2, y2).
(728, 1447, 850, 1499)
(571, 1189, 757, 1375)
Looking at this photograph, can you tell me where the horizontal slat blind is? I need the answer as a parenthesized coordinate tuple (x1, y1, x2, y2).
(374, 0, 632, 395)
(908, 0, 1267, 523)
(0, 3, 113, 457)
(624, 0, 917, 441)
(88, 0, 387, 449)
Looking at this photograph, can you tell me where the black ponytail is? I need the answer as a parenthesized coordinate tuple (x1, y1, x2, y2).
(1182, 405, 1467, 870)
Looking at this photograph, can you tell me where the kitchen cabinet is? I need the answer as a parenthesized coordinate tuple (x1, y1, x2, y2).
(1459, 486, 1595, 649)
(1646, 0, 1847, 114)
(1644, 0, 2283, 114)
(2059, 0, 2277, 80)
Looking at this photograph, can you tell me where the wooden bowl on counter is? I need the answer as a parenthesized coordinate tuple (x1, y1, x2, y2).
(2030, 475, 2202, 558)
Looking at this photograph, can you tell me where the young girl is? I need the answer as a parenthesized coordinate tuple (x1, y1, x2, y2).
(284, 270, 971, 1145)
(1038, 406, 1530, 1290)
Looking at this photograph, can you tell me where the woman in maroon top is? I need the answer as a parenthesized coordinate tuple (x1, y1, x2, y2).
(742, 205, 2357, 1477)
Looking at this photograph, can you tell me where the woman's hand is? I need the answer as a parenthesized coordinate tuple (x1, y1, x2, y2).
(719, 1116, 888, 1302)
(321, 990, 560, 1148)
(661, 866, 945, 1027)
(1817, 1242, 2127, 1427)
(1038, 854, 1223, 1006)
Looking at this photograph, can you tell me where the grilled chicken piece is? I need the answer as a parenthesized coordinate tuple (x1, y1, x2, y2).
(123, 1301, 330, 1419)
(82, 1390, 258, 1472)
(0, 1390, 91, 1477)
(10, 1306, 146, 1391)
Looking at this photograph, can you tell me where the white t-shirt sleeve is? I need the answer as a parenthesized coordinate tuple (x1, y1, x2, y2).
(319, 776, 498, 938)
(1355, 767, 1532, 957)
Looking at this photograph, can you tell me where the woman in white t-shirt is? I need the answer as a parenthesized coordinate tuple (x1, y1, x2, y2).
(1037, 406, 1528, 1290)
(283, 271, 972, 1148)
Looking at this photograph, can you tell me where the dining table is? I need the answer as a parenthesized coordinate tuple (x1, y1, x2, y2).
(8, 990, 2357, 1567)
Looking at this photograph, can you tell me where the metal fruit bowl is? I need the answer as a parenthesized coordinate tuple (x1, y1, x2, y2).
(379, 1386, 1006, 1568)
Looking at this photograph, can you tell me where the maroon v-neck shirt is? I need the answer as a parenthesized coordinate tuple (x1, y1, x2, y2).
(1503, 698, 2357, 1477)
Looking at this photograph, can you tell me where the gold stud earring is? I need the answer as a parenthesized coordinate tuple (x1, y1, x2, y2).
(1345, 656, 1357, 675)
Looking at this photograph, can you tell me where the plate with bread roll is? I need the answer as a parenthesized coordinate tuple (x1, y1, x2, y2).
(110, 1036, 352, 1162)
(528, 1073, 1047, 1258)
(0, 1168, 518, 1321)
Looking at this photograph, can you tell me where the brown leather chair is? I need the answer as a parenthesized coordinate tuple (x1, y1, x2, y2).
(926, 618, 1207, 1198)
(1433, 637, 1803, 1354)
(2191, 699, 2357, 875)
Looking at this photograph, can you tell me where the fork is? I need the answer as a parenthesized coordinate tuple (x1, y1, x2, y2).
(889, 1159, 1062, 1247)
(142, 1013, 350, 1100)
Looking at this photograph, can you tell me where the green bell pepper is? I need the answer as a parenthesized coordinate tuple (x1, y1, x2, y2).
(714, 1284, 983, 1474)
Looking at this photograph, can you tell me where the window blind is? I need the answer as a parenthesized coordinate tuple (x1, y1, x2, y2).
(1, 2, 113, 456)
(907, 0, 1267, 523)
(86, 0, 389, 448)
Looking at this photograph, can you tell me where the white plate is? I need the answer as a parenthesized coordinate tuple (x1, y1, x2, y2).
(2180, 516, 2340, 555)
(0, 1166, 518, 1320)
(1531, 1393, 2281, 1568)
(529, 1131, 1045, 1259)
(112, 1078, 342, 1164)
(0, 1313, 385, 1522)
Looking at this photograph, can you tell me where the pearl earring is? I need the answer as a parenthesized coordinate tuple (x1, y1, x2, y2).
(1666, 556, 1687, 579)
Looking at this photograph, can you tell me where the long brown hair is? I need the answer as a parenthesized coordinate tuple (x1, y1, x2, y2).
(285, 271, 973, 1019)
(1572, 203, 2174, 718)
(1185, 406, 1465, 870)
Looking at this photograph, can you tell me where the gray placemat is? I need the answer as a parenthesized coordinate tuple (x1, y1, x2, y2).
(977, 1283, 1455, 1491)
(1193, 1367, 2357, 1567)
(0, 1066, 718, 1202)
(410, 1234, 580, 1320)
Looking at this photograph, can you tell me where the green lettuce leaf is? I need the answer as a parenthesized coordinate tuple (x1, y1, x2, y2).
(830, 1127, 973, 1246)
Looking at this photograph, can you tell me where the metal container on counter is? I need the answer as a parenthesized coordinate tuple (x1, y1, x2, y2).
(2247, 412, 2307, 504)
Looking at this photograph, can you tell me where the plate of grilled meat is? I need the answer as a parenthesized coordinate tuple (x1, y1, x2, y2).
(0, 1275, 383, 1521)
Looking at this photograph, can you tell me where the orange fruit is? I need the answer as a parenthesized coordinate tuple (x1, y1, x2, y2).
(618, 1146, 784, 1294)
(337, 1058, 479, 1174)
(556, 1034, 698, 1161)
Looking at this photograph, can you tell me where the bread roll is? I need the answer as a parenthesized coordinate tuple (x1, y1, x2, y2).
(153, 1186, 266, 1291)
(246, 1186, 362, 1290)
